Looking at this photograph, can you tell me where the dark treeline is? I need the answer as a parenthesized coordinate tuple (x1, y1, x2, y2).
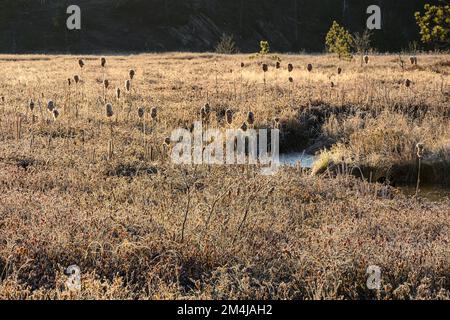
(0, 0, 443, 53)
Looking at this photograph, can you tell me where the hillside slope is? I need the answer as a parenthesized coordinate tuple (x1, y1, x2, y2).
(0, 0, 442, 53)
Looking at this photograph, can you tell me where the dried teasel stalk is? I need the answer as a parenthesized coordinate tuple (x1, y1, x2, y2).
(164, 137, 171, 146)
(47, 100, 55, 112)
(29, 99, 35, 112)
(204, 103, 211, 114)
(52, 109, 59, 120)
(409, 56, 418, 65)
(364, 55, 369, 64)
(226, 109, 233, 125)
(201, 103, 211, 122)
(405, 79, 412, 88)
(138, 107, 145, 119)
(247, 111, 255, 126)
(416, 143, 424, 158)
(274, 117, 280, 129)
(150, 107, 157, 120)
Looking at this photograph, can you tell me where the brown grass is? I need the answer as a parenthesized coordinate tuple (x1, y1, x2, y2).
(0, 53, 448, 300)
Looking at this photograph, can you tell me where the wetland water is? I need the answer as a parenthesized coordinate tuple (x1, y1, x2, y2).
(279, 152, 317, 168)
(280, 152, 450, 202)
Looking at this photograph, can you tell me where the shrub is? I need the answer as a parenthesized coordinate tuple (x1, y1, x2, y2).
(215, 34, 239, 54)
(415, 3, 450, 49)
(352, 30, 373, 67)
(259, 40, 270, 55)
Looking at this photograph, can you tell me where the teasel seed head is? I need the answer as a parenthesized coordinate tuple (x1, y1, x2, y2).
(125, 79, 131, 92)
(52, 109, 59, 120)
(288, 63, 293, 72)
(262, 63, 268, 72)
(68, 78, 72, 86)
(240, 122, 248, 132)
(78, 59, 84, 69)
(405, 79, 411, 88)
(307, 63, 313, 72)
(276, 61, 281, 69)
(164, 137, 171, 146)
(201, 106, 209, 122)
(47, 100, 55, 112)
(129, 69, 135, 80)
(116, 88, 121, 99)
(247, 111, 255, 125)
(74, 75, 80, 84)
(138, 107, 145, 119)
(226, 109, 233, 125)
(104, 79, 109, 89)
(101, 57, 106, 68)
(337, 67, 342, 75)
(201, 103, 211, 122)
(289, 77, 294, 83)
(106, 103, 114, 118)
(364, 55, 369, 64)
(29, 99, 35, 112)
(416, 143, 424, 158)
(204, 103, 211, 114)
(150, 107, 157, 120)
(241, 62, 245, 68)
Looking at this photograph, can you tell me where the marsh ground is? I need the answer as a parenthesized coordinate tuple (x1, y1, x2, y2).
(0, 53, 448, 299)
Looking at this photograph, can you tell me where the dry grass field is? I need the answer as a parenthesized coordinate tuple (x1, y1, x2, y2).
(0, 53, 449, 299)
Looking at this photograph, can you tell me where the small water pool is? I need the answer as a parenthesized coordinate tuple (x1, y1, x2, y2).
(278, 152, 449, 202)
(279, 152, 317, 168)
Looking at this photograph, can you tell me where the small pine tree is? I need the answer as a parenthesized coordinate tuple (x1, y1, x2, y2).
(260, 40, 270, 55)
(415, 3, 450, 49)
(325, 21, 353, 60)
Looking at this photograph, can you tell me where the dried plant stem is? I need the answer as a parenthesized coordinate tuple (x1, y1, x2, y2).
(14, 114, 22, 141)
(416, 157, 422, 197)
(180, 187, 191, 243)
